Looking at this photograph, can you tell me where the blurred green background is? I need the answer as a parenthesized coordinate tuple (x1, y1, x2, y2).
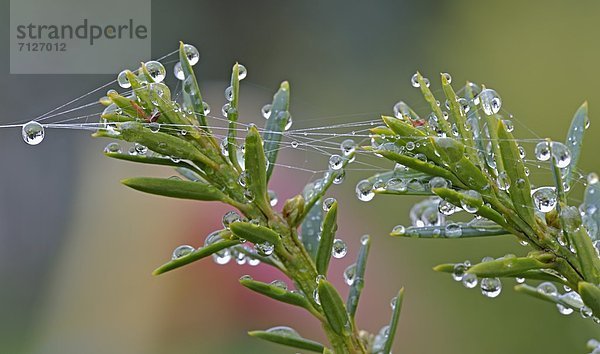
(1, 0, 600, 353)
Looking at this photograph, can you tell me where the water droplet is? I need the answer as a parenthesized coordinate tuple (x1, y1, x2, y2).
(313, 289, 321, 304)
(429, 176, 448, 189)
(291, 141, 298, 148)
(244, 189, 254, 202)
(225, 86, 234, 101)
(239, 274, 253, 281)
(183, 44, 200, 66)
(204, 231, 232, 264)
(536, 282, 558, 296)
(497, 171, 510, 191)
(332, 169, 346, 185)
(270, 280, 288, 290)
(531, 187, 557, 213)
(104, 142, 121, 153)
(535, 141, 551, 161)
(360, 234, 370, 245)
(261, 104, 272, 119)
(452, 263, 468, 281)
(144, 61, 166, 83)
(134, 143, 147, 155)
(356, 180, 375, 202)
(502, 119, 514, 132)
(478, 89, 502, 115)
(148, 122, 160, 133)
(265, 326, 300, 338)
(117, 70, 131, 88)
(588, 173, 599, 185)
(255, 242, 274, 256)
(22, 121, 45, 145)
(480, 277, 502, 298)
(172, 245, 194, 259)
(411, 73, 420, 88)
(406, 141, 415, 151)
(222, 211, 241, 228)
(332, 239, 347, 258)
(438, 200, 458, 215)
(237, 64, 247, 80)
(392, 225, 406, 235)
(173, 62, 185, 80)
(550, 141, 571, 168)
(462, 273, 478, 288)
(340, 139, 356, 156)
(279, 111, 293, 131)
(581, 306, 593, 318)
(516, 277, 525, 284)
(343, 263, 357, 286)
(202, 101, 211, 115)
(441, 72, 452, 83)
(460, 190, 482, 213)
(323, 197, 336, 212)
(268, 190, 278, 206)
(557, 291, 583, 316)
(221, 103, 232, 117)
(329, 154, 344, 170)
(183, 44, 200, 65)
(445, 223, 463, 237)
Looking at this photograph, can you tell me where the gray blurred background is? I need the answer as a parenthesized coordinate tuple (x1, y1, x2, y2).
(1, 1, 600, 353)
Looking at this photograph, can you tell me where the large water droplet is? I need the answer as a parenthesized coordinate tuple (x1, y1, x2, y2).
(343, 263, 357, 286)
(255, 242, 274, 256)
(557, 291, 583, 315)
(429, 176, 448, 189)
(460, 190, 482, 213)
(183, 44, 200, 65)
(144, 61, 166, 83)
(222, 210, 241, 228)
(480, 277, 502, 298)
(410, 73, 420, 88)
(332, 239, 347, 258)
(462, 273, 478, 288)
(117, 70, 131, 88)
(238, 64, 247, 80)
(452, 263, 468, 281)
(270, 280, 288, 290)
(445, 223, 463, 237)
(478, 89, 501, 115)
(225, 86, 234, 101)
(537, 282, 558, 296)
(104, 142, 121, 153)
(329, 154, 344, 170)
(173, 62, 185, 80)
(441, 72, 452, 83)
(172, 245, 194, 259)
(261, 104, 272, 119)
(550, 141, 571, 168)
(535, 141, 551, 161)
(438, 199, 458, 216)
(340, 139, 356, 157)
(532, 187, 557, 213)
(323, 197, 336, 212)
(22, 121, 45, 145)
(391, 224, 406, 235)
(356, 180, 375, 202)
